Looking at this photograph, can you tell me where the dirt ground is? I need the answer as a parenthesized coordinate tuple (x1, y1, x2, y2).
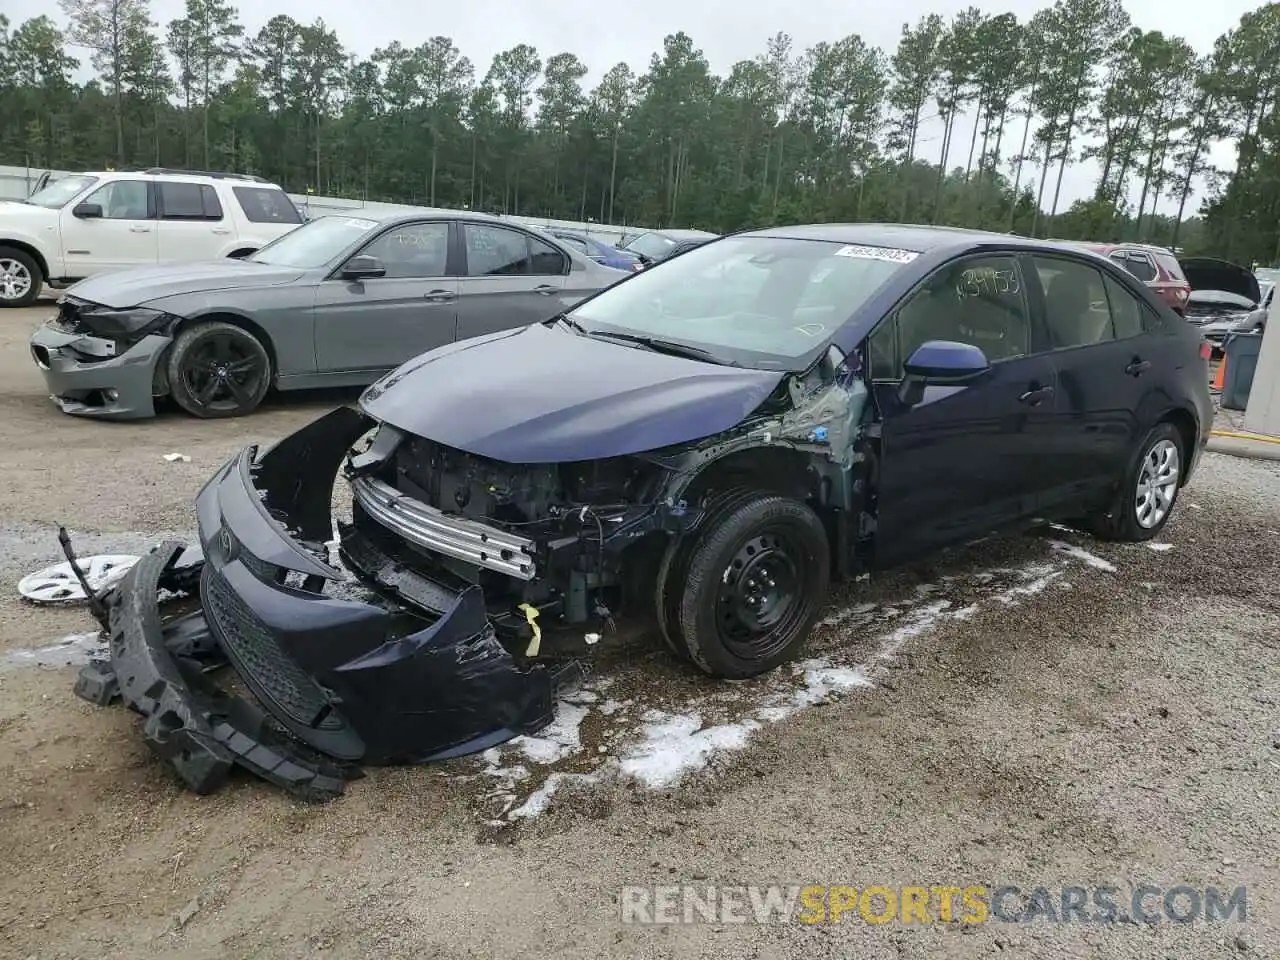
(0, 300, 1277, 959)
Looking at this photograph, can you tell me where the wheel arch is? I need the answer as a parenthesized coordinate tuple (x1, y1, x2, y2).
(170, 311, 279, 382)
(0, 239, 50, 282)
(1157, 406, 1199, 487)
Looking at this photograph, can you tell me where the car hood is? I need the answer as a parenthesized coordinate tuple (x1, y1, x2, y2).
(1178, 257, 1261, 304)
(64, 260, 306, 308)
(360, 322, 785, 463)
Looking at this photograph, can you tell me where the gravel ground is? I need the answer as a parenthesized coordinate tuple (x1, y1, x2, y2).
(0, 302, 1276, 959)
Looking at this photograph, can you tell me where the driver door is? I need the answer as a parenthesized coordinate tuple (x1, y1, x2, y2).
(58, 178, 159, 275)
(313, 219, 459, 376)
(868, 253, 1057, 566)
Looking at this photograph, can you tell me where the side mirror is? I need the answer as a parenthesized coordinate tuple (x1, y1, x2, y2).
(341, 254, 386, 280)
(898, 340, 990, 406)
(73, 202, 103, 219)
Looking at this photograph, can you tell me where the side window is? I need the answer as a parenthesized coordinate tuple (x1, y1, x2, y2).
(867, 319, 898, 380)
(1103, 274, 1144, 339)
(358, 222, 449, 279)
(1033, 257, 1114, 349)
(82, 180, 151, 220)
(887, 254, 1030, 378)
(528, 236, 568, 275)
(231, 186, 304, 224)
(463, 224, 566, 277)
(158, 181, 222, 221)
(1111, 252, 1156, 283)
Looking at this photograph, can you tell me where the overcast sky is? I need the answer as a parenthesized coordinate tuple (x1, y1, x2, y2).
(9, 0, 1261, 216)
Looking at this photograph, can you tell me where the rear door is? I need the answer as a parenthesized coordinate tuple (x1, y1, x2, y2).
(57, 178, 158, 275)
(1027, 254, 1155, 513)
(155, 181, 230, 262)
(869, 252, 1058, 565)
(313, 219, 459, 376)
(455, 223, 570, 340)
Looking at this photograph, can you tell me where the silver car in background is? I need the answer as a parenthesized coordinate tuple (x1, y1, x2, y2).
(29, 211, 630, 419)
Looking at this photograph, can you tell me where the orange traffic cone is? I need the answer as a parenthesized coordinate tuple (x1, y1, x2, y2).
(1211, 356, 1226, 391)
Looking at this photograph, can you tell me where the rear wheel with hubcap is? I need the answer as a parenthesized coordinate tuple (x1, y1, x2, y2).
(676, 494, 830, 679)
(1086, 421, 1184, 541)
(0, 246, 41, 308)
(166, 320, 271, 418)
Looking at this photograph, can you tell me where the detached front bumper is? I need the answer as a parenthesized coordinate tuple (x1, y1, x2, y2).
(29, 320, 169, 419)
(80, 406, 576, 798)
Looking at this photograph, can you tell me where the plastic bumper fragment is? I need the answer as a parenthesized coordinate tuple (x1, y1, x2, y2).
(75, 541, 358, 801)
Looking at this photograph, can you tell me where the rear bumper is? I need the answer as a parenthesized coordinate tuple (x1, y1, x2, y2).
(29, 321, 167, 419)
(191, 406, 574, 768)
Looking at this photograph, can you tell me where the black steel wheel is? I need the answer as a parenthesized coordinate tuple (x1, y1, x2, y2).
(167, 320, 271, 419)
(677, 494, 829, 679)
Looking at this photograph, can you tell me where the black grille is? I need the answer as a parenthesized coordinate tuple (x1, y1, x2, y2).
(202, 566, 343, 730)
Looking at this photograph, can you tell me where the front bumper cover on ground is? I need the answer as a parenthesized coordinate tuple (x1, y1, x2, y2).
(74, 406, 580, 799)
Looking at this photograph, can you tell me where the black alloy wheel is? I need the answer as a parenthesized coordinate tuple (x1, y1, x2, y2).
(167, 320, 272, 418)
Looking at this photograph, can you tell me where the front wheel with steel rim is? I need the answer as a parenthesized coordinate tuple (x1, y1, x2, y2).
(166, 320, 272, 419)
(677, 494, 830, 679)
(1087, 421, 1185, 542)
(0, 246, 41, 308)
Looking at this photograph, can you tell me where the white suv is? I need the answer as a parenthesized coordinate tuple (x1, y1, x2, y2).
(0, 168, 304, 307)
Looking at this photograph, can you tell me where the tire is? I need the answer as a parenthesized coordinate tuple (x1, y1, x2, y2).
(1085, 421, 1184, 542)
(166, 321, 271, 419)
(677, 494, 830, 679)
(0, 246, 42, 308)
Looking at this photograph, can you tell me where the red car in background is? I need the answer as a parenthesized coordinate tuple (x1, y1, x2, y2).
(1073, 242, 1192, 314)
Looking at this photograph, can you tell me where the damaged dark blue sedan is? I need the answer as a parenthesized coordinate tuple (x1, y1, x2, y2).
(77, 223, 1214, 799)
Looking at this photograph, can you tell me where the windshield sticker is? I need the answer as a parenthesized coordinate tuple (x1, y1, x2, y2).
(956, 267, 1020, 300)
(833, 244, 919, 264)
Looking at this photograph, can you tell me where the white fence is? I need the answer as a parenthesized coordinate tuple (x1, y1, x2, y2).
(0, 164, 643, 245)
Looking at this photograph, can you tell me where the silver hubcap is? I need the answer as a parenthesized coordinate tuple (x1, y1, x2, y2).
(1135, 439, 1179, 529)
(0, 259, 32, 301)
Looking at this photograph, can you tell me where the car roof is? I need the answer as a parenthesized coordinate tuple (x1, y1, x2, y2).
(649, 228, 718, 240)
(737, 222, 1070, 254)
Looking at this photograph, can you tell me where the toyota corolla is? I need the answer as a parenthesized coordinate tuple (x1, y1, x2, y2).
(76, 223, 1213, 799)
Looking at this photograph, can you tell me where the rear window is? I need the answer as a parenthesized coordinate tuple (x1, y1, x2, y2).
(232, 186, 304, 225)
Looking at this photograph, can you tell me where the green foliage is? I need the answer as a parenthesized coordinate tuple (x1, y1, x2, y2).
(4, 0, 1279, 257)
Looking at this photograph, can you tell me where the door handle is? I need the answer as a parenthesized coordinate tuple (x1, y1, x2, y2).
(533, 284, 557, 295)
(1018, 384, 1054, 406)
(423, 289, 457, 303)
(1125, 358, 1151, 376)
(129, 225, 151, 233)
(212, 227, 231, 235)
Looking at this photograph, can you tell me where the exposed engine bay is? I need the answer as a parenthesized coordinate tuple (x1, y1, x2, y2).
(342, 344, 870, 658)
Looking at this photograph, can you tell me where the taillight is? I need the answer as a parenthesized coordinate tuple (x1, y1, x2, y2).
(1199, 341, 1213, 360)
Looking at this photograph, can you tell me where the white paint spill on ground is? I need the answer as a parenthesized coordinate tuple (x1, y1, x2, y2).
(0, 632, 104, 670)
(1147, 543, 1175, 552)
(1048, 539, 1119, 572)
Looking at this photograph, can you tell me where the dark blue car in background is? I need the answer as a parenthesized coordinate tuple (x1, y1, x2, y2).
(548, 229, 642, 272)
(95, 222, 1214, 796)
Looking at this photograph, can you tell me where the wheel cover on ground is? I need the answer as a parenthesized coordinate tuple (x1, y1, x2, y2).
(1135, 438, 1180, 529)
(715, 530, 807, 661)
(180, 332, 266, 412)
(0, 258, 33, 301)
